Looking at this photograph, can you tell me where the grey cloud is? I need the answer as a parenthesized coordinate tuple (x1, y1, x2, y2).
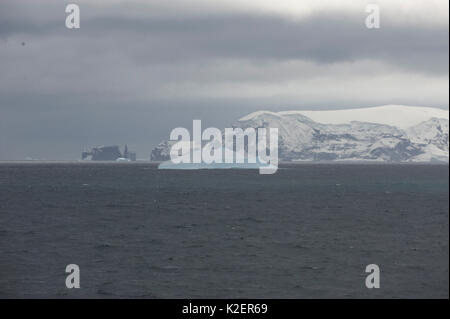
(0, 0, 448, 160)
(0, 1, 448, 74)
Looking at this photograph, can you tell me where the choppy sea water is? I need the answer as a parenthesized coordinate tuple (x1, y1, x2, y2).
(0, 163, 448, 298)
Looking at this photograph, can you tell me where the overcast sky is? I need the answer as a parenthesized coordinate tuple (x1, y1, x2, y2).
(0, 0, 448, 160)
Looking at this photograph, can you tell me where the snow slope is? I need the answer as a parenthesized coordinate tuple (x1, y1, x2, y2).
(262, 105, 449, 129)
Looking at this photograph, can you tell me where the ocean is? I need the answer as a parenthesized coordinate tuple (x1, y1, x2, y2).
(0, 163, 448, 298)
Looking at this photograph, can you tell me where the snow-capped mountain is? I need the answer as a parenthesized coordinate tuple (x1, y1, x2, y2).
(151, 105, 449, 163)
(405, 118, 449, 162)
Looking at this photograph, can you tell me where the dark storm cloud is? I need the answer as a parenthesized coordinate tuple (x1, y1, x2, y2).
(0, 1, 447, 74)
(0, 0, 448, 160)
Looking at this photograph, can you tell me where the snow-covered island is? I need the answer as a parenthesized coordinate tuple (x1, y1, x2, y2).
(151, 105, 449, 163)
